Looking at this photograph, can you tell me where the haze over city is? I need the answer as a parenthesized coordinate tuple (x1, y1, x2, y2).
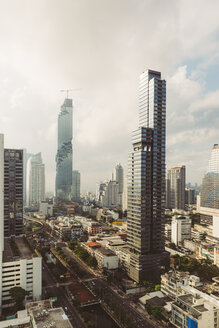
(1, 0, 219, 192)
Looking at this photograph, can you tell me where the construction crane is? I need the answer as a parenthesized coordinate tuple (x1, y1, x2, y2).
(60, 89, 81, 99)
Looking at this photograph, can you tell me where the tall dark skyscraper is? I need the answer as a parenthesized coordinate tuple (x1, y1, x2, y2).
(127, 69, 169, 283)
(56, 98, 73, 200)
(4, 148, 23, 237)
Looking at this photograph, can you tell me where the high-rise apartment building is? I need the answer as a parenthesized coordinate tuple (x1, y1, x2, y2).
(4, 148, 23, 237)
(166, 166, 186, 210)
(114, 163, 123, 207)
(28, 153, 45, 208)
(56, 98, 73, 200)
(127, 69, 169, 283)
(200, 144, 219, 224)
(72, 170, 80, 201)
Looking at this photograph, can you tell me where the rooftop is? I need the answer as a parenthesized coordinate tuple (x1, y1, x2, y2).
(31, 307, 72, 328)
(3, 237, 35, 262)
(96, 247, 116, 257)
(87, 241, 101, 248)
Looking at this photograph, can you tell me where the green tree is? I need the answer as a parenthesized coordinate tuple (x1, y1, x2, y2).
(143, 280, 155, 292)
(151, 306, 163, 320)
(155, 284, 161, 291)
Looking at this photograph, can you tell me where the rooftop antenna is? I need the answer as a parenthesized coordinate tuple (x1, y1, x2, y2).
(60, 89, 81, 99)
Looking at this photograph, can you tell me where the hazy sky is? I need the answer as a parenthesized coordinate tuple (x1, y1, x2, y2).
(1, 0, 219, 192)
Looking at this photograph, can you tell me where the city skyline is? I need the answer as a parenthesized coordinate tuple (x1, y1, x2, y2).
(1, 1, 219, 192)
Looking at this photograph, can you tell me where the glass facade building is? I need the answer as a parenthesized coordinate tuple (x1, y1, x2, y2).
(127, 69, 169, 282)
(201, 144, 219, 209)
(56, 98, 73, 200)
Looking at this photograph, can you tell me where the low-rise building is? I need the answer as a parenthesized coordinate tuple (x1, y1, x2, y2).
(161, 271, 190, 299)
(95, 247, 119, 269)
(54, 223, 72, 240)
(171, 293, 219, 328)
(48, 217, 83, 241)
(26, 299, 73, 328)
(75, 216, 102, 235)
(39, 201, 53, 217)
(194, 223, 212, 236)
(82, 242, 119, 269)
(71, 222, 83, 239)
(183, 239, 199, 253)
(161, 271, 202, 300)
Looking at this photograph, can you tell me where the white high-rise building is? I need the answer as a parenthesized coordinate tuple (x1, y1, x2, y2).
(171, 216, 191, 245)
(28, 153, 45, 207)
(102, 180, 119, 208)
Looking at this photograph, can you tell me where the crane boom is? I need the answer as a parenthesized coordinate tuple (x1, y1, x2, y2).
(60, 89, 81, 99)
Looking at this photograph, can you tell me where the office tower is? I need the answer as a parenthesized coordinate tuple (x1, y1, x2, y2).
(4, 148, 23, 237)
(185, 188, 195, 206)
(171, 216, 191, 245)
(28, 153, 45, 208)
(72, 170, 80, 201)
(56, 98, 73, 200)
(166, 166, 186, 210)
(127, 69, 169, 282)
(200, 144, 219, 224)
(114, 163, 124, 207)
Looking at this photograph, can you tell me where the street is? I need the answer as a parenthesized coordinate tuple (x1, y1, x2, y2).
(42, 260, 87, 328)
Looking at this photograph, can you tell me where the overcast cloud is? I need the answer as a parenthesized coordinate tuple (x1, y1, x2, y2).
(1, 0, 219, 192)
